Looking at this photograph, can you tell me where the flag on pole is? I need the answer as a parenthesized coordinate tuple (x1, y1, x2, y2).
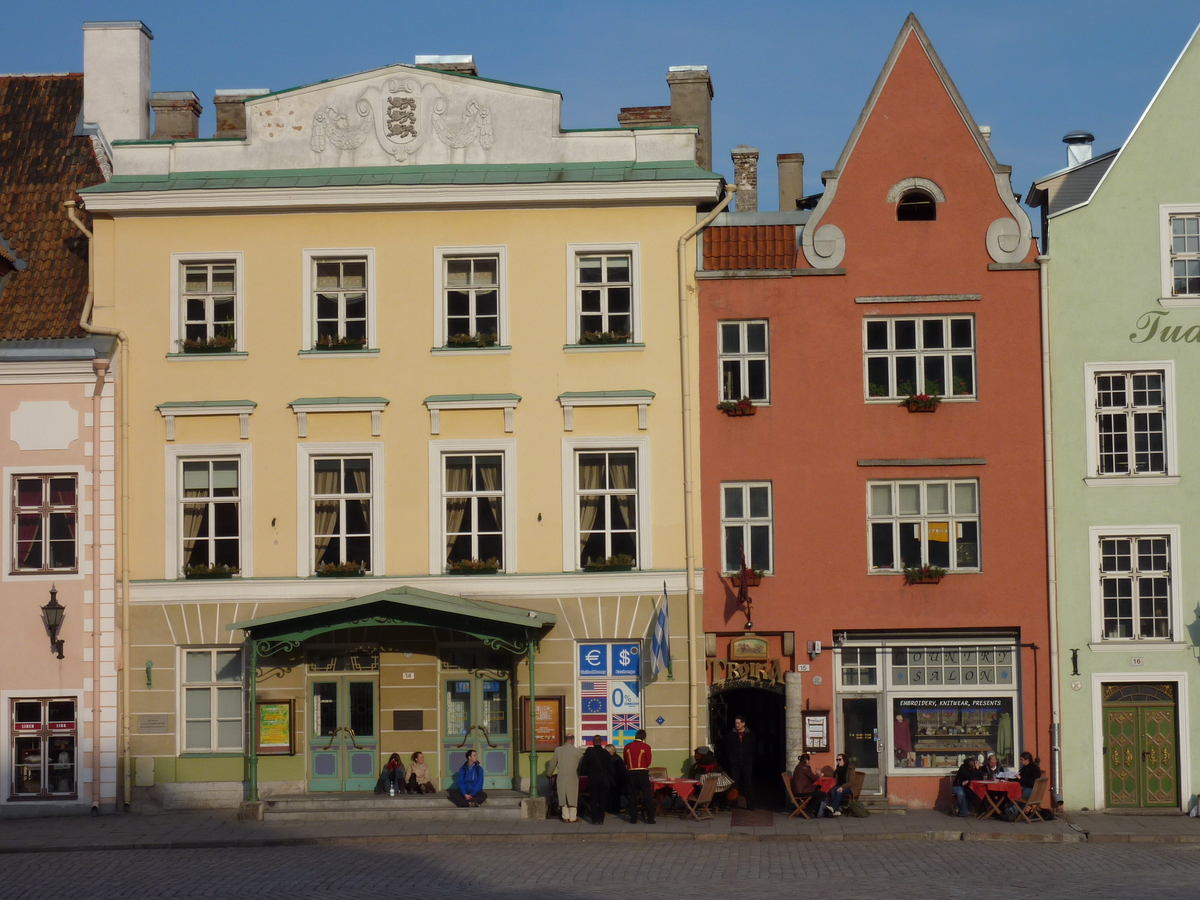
(651, 582, 671, 676)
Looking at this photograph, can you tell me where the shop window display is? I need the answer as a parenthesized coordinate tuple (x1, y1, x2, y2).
(892, 697, 1014, 769)
(10, 698, 77, 799)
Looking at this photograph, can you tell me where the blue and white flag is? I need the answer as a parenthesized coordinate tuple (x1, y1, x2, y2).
(651, 583, 671, 676)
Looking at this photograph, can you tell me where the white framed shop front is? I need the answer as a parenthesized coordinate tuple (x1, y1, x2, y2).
(833, 634, 1021, 785)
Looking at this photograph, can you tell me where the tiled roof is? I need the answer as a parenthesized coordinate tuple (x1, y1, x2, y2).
(703, 225, 798, 270)
(81, 160, 720, 194)
(0, 75, 105, 339)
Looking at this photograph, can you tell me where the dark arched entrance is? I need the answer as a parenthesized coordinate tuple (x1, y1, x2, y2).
(709, 684, 785, 810)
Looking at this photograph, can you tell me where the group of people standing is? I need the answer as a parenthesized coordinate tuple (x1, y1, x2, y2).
(547, 731, 657, 825)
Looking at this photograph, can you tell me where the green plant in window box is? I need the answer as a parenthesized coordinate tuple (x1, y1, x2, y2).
(578, 331, 631, 345)
(180, 335, 236, 353)
(583, 553, 636, 572)
(868, 382, 889, 397)
(446, 557, 500, 575)
(313, 335, 367, 351)
(899, 380, 942, 412)
(730, 568, 765, 587)
(446, 332, 498, 348)
(184, 563, 239, 579)
(903, 564, 947, 585)
(314, 561, 366, 577)
(716, 396, 757, 417)
(952, 375, 971, 396)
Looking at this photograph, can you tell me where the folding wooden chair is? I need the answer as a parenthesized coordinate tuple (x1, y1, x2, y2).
(682, 776, 718, 822)
(781, 772, 812, 819)
(845, 770, 865, 802)
(1014, 776, 1049, 823)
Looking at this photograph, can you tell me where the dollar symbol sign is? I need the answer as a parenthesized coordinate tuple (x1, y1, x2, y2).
(619, 650, 630, 666)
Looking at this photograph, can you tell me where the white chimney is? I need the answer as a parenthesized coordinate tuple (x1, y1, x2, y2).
(83, 21, 153, 142)
(1063, 130, 1094, 169)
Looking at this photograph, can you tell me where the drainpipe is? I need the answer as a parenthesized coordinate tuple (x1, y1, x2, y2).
(89, 357, 108, 813)
(677, 183, 734, 753)
(1038, 252, 1063, 805)
(65, 200, 132, 811)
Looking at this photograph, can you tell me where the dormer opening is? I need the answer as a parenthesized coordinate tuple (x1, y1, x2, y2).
(897, 189, 937, 221)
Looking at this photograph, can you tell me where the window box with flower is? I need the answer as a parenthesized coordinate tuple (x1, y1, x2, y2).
(717, 397, 757, 417)
(583, 553, 635, 572)
(447, 557, 500, 575)
(901, 381, 942, 412)
(184, 563, 240, 580)
(180, 335, 236, 354)
(313, 335, 368, 351)
(903, 565, 947, 585)
(730, 568, 765, 588)
(315, 561, 366, 577)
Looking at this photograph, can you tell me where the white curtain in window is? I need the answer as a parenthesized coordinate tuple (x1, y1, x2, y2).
(577, 455, 605, 558)
(444, 460, 471, 561)
(312, 465, 340, 563)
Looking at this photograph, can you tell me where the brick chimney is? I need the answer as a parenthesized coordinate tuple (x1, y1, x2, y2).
(213, 89, 269, 138)
(414, 55, 478, 76)
(731, 146, 759, 213)
(151, 91, 202, 139)
(82, 21, 153, 142)
(666, 66, 713, 171)
(617, 106, 671, 128)
(777, 153, 805, 211)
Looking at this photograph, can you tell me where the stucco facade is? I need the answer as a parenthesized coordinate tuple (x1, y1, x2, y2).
(80, 42, 721, 808)
(699, 17, 1049, 810)
(1032, 25, 1200, 811)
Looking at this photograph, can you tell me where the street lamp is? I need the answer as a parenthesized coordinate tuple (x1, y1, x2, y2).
(41, 585, 65, 659)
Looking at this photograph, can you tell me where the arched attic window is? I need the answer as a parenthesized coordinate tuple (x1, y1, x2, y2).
(897, 189, 937, 221)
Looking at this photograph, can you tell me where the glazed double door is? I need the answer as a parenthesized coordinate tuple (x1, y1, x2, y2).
(442, 672, 512, 789)
(1104, 703, 1178, 808)
(309, 676, 378, 791)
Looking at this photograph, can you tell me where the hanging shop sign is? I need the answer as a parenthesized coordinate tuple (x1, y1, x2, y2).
(707, 657, 784, 687)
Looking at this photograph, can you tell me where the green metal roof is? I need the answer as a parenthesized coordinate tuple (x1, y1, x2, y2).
(558, 390, 655, 399)
(227, 585, 554, 652)
(288, 396, 389, 406)
(156, 400, 257, 409)
(80, 160, 722, 194)
(424, 393, 522, 403)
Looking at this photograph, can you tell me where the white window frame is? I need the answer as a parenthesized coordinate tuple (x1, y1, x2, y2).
(862, 315, 976, 401)
(170, 251, 246, 354)
(433, 245, 508, 352)
(1083, 361, 1179, 486)
(301, 248, 376, 351)
(560, 435, 652, 572)
(1088, 524, 1185, 649)
(426, 439, 518, 575)
(564, 243, 641, 347)
(0, 688, 86, 807)
(2, 465, 86, 583)
(720, 481, 773, 574)
(295, 443, 384, 577)
(163, 445, 253, 580)
(717, 319, 770, 404)
(1158, 204, 1200, 306)
(866, 479, 981, 573)
(177, 646, 244, 755)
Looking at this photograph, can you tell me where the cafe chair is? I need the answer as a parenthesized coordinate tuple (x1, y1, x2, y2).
(1013, 776, 1050, 823)
(845, 770, 865, 802)
(682, 776, 719, 822)
(781, 773, 812, 819)
(647, 767, 669, 781)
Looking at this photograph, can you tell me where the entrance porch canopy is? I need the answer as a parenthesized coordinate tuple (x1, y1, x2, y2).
(226, 585, 555, 655)
(227, 586, 555, 803)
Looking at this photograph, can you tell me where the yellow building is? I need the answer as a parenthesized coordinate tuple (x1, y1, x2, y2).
(79, 26, 721, 812)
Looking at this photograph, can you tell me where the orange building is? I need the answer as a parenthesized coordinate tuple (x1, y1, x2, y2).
(699, 16, 1049, 811)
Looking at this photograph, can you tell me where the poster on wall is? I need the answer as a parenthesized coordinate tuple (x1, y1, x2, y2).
(519, 696, 565, 752)
(803, 710, 830, 752)
(256, 700, 293, 755)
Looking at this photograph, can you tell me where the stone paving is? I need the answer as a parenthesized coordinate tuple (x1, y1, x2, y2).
(4, 837, 1200, 899)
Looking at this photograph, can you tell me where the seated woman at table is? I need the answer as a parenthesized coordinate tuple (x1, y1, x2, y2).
(791, 753, 826, 812)
(818, 753, 856, 818)
(1017, 751, 1042, 800)
(692, 746, 734, 809)
(980, 753, 1001, 781)
(951, 756, 982, 817)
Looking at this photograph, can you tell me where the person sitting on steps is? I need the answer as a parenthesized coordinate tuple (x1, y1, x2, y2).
(383, 752, 405, 796)
(406, 750, 436, 794)
(447, 749, 487, 807)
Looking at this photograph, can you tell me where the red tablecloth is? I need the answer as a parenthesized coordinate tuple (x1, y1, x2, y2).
(652, 777, 701, 800)
(967, 780, 1023, 801)
(815, 776, 837, 793)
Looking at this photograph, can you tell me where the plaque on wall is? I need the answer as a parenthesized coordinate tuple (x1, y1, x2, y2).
(518, 696, 564, 752)
(729, 636, 769, 661)
(803, 710, 830, 753)
(392, 710, 424, 731)
(256, 700, 294, 755)
(138, 714, 169, 734)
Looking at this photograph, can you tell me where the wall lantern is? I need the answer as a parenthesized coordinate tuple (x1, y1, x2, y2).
(41, 585, 65, 659)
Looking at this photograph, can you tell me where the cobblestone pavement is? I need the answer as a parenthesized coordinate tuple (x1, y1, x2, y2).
(4, 839, 1199, 899)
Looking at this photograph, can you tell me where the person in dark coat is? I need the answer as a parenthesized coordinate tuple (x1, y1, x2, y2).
(725, 715, 758, 810)
(1017, 751, 1042, 800)
(578, 735, 615, 825)
(951, 756, 981, 817)
(605, 744, 629, 815)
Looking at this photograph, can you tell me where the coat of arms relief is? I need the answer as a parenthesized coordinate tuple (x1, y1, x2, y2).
(309, 78, 495, 165)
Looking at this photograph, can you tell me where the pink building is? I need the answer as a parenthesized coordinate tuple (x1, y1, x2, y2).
(0, 74, 117, 815)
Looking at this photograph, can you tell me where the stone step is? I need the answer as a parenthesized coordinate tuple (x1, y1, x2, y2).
(261, 791, 526, 821)
(858, 796, 908, 815)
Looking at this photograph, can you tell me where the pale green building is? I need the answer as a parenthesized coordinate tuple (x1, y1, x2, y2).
(1029, 23, 1200, 811)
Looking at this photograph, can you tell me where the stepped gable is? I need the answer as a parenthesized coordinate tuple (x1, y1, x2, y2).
(0, 74, 105, 340)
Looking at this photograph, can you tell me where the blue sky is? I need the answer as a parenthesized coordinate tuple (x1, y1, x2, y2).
(6, 1, 1199, 212)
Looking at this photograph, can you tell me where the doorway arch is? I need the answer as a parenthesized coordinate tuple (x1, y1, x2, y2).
(709, 683, 786, 809)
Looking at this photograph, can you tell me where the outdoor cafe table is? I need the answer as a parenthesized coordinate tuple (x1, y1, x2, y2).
(968, 780, 1023, 820)
(651, 777, 701, 801)
(815, 776, 837, 794)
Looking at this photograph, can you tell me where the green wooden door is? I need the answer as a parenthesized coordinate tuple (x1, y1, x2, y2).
(1102, 683, 1178, 809)
(308, 677, 378, 792)
(441, 672, 513, 790)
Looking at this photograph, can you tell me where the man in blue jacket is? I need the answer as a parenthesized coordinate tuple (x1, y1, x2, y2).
(448, 749, 487, 807)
